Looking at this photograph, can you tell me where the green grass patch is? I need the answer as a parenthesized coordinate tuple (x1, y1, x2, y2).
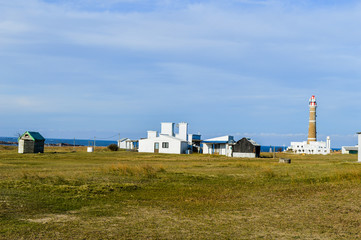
(1, 147, 361, 239)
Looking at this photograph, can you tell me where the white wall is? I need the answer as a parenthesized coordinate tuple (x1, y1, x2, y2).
(188, 134, 193, 144)
(219, 145, 226, 155)
(118, 141, 126, 149)
(139, 135, 187, 154)
(203, 144, 211, 154)
(290, 140, 330, 155)
(18, 139, 24, 153)
(342, 147, 349, 154)
(118, 138, 130, 149)
(233, 152, 256, 158)
(138, 138, 155, 153)
(203, 143, 230, 156)
(159, 138, 181, 154)
(125, 141, 135, 150)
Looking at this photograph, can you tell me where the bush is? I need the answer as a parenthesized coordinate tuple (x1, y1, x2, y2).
(107, 144, 119, 151)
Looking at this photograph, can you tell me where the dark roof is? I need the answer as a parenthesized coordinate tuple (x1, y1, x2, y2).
(19, 131, 45, 141)
(118, 138, 130, 142)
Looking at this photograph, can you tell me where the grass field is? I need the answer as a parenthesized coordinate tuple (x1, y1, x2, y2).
(1, 146, 361, 239)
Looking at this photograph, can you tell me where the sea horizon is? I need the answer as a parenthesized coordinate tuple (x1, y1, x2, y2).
(0, 136, 117, 147)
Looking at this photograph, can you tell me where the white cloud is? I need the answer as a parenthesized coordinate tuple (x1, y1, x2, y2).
(1, 0, 361, 145)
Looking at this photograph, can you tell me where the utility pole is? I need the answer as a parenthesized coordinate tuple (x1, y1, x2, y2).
(273, 146, 275, 158)
(94, 137, 96, 151)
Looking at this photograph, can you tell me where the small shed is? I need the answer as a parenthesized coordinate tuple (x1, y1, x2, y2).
(18, 131, 45, 154)
(233, 137, 260, 158)
(118, 138, 131, 149)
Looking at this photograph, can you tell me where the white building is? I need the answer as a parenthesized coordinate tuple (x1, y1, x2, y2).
(202, 135, 234, 157)
(118, 138, 138, 150)
(341, 146, 358, 154)
(138, 122, 189, 154)
(289, 136, 331, 155)
(118, 138, 130, 149)
(289, 96, 331, 155)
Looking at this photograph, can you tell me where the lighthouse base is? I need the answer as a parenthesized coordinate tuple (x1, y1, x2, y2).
(289, 139, 331, 155)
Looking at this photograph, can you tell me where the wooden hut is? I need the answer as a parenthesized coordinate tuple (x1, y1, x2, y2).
(232, 137, 260, 158)
(18, 131, 45, 154)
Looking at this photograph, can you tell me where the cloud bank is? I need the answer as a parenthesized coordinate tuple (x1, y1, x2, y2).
(1, 0, 361, 146)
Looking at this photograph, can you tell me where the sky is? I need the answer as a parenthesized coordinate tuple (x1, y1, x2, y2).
(1, 0, 361, 147)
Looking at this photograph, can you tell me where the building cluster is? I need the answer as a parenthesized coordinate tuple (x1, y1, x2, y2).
(132, 122, 260, 158)
(16, 125, 260, 157)
(19, 95, 361, 157)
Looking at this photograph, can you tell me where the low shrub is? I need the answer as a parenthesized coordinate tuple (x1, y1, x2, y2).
(107, 144, 119, 151)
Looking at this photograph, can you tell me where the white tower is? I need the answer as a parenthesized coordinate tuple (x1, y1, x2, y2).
(326, 136, 331, 149)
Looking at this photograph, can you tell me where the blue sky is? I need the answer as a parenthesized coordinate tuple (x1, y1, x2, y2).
(1, 0, 361, 147)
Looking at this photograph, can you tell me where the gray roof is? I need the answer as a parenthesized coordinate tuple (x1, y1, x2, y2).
(343, 146, 358, 151)
(246, 138, 260, 146)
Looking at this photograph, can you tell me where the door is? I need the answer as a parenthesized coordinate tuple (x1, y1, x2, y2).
(154, 142, 159, 153)
(214, 144, 220, 154)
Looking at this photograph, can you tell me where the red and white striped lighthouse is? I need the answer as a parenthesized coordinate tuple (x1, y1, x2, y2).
(307, 95, 317, 144)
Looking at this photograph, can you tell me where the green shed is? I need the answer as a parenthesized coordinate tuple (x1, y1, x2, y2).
(18, 131, 45, 154)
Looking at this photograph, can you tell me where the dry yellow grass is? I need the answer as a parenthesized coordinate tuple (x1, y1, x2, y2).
(1, 146, 361, 239)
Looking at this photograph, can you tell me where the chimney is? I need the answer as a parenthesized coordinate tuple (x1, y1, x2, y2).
(177, 122, 188, 141)
(161, 122, 174, 136)
(147, 131, 157, 139)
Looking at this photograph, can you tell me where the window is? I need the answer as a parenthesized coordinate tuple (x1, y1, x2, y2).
(162, 142, 169, 148)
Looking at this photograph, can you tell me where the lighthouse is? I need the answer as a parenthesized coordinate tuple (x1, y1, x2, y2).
(307, 95, 317, 144)
(289, 95, 331, 155)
